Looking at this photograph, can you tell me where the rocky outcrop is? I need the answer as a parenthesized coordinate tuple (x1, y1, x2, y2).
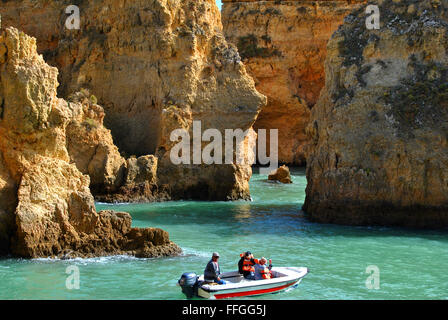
(304, 0, 448, 228)
(62, 90, 168, 202)
(223, 0, 365, 165)
(96, 155, 171, 203)
(0, 27, 181, 257)
(65, 90, 127, 195)
(1, 0, 266, 201)
(268, 165, 292, 184)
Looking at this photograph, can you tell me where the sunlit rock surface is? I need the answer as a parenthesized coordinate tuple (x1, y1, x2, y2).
(304, 0, 448, 228)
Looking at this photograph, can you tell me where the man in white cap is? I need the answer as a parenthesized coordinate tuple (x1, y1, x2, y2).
(204, 252, 226, 284)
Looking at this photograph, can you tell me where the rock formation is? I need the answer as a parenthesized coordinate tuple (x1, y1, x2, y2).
(304, 0, 448, 228)
(1, 0, 266, 201)
(0, 27, 181, 257)
(64, 90, 168, 202)
(0, 152, 16, 255)
(65, 90, 127, 195)
(268, 165, 292, 184)
(222, 0, 365, 165)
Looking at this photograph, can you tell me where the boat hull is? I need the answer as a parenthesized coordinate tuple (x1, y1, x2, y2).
(196, 267, 308, 299)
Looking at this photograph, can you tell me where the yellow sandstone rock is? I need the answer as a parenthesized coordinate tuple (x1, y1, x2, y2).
(1, 0, 267, 201)
(268, 165, 292, 184)
(304, 0, 448, 228)
(0, 27, 181, 258)
(222, 0, 365, 165)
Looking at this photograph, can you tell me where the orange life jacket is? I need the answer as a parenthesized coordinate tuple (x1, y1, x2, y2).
(260, 265, 272, 279)
(240, 253, 255, 272)
(243, 259, 255, 272)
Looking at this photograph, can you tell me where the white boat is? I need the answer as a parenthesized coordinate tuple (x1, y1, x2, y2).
(178, 267, 308, 299)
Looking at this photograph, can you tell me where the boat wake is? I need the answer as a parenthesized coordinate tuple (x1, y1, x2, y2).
(180, 247, 211, 258)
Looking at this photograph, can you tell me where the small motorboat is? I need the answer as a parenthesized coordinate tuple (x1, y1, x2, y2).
(178, 267, 308, 299)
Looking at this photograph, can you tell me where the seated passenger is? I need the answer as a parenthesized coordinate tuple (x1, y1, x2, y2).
(238, 251, 257, 280)
(204, 252, 227, 285)
(254, 257, 273, 280)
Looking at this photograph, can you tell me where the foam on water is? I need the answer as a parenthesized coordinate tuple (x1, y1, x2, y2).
(180, 247, 213, 258)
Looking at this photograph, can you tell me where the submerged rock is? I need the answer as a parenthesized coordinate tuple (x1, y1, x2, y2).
(1, 0, 266, 201)
(268, 165, 293, 184)
(222, 0, 366, 165)
(0, 27, 181, 258)
(304, 0, 448, 228)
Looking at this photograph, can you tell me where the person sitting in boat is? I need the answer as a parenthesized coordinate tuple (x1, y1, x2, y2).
(238, 251, 258, 280)
(204, 252, 227, 285)
(254, 257, 273, 280)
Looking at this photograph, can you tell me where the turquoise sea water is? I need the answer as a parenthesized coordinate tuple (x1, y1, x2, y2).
(0, 168, 447, 300)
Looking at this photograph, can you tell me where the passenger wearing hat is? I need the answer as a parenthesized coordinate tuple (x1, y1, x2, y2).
(238, 251, 258, 280)
(204, 252, 226, 285)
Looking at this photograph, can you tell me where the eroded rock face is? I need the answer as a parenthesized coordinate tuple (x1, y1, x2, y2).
(0, 153, 16, 255)
(222, 0, 365, 165)
(63, 91, 167, 202)
(1, 0, 266, 201)
(65, 90, 127, 195)
(0, 27, 181, 257)
(304, 0, 448, 228)
(96, 155, 171, 203)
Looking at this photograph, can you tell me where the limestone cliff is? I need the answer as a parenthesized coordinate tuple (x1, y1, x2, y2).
(304, 0, 448, 228)
(65, 90, 127, 195)
(0, 27, 181, 257)
(58, 89, 167, 202)
(223, 0, 365, 165)
(1, 0, 266, 201)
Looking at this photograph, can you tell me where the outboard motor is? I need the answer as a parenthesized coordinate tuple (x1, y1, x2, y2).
(178, 272, 199, 299)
